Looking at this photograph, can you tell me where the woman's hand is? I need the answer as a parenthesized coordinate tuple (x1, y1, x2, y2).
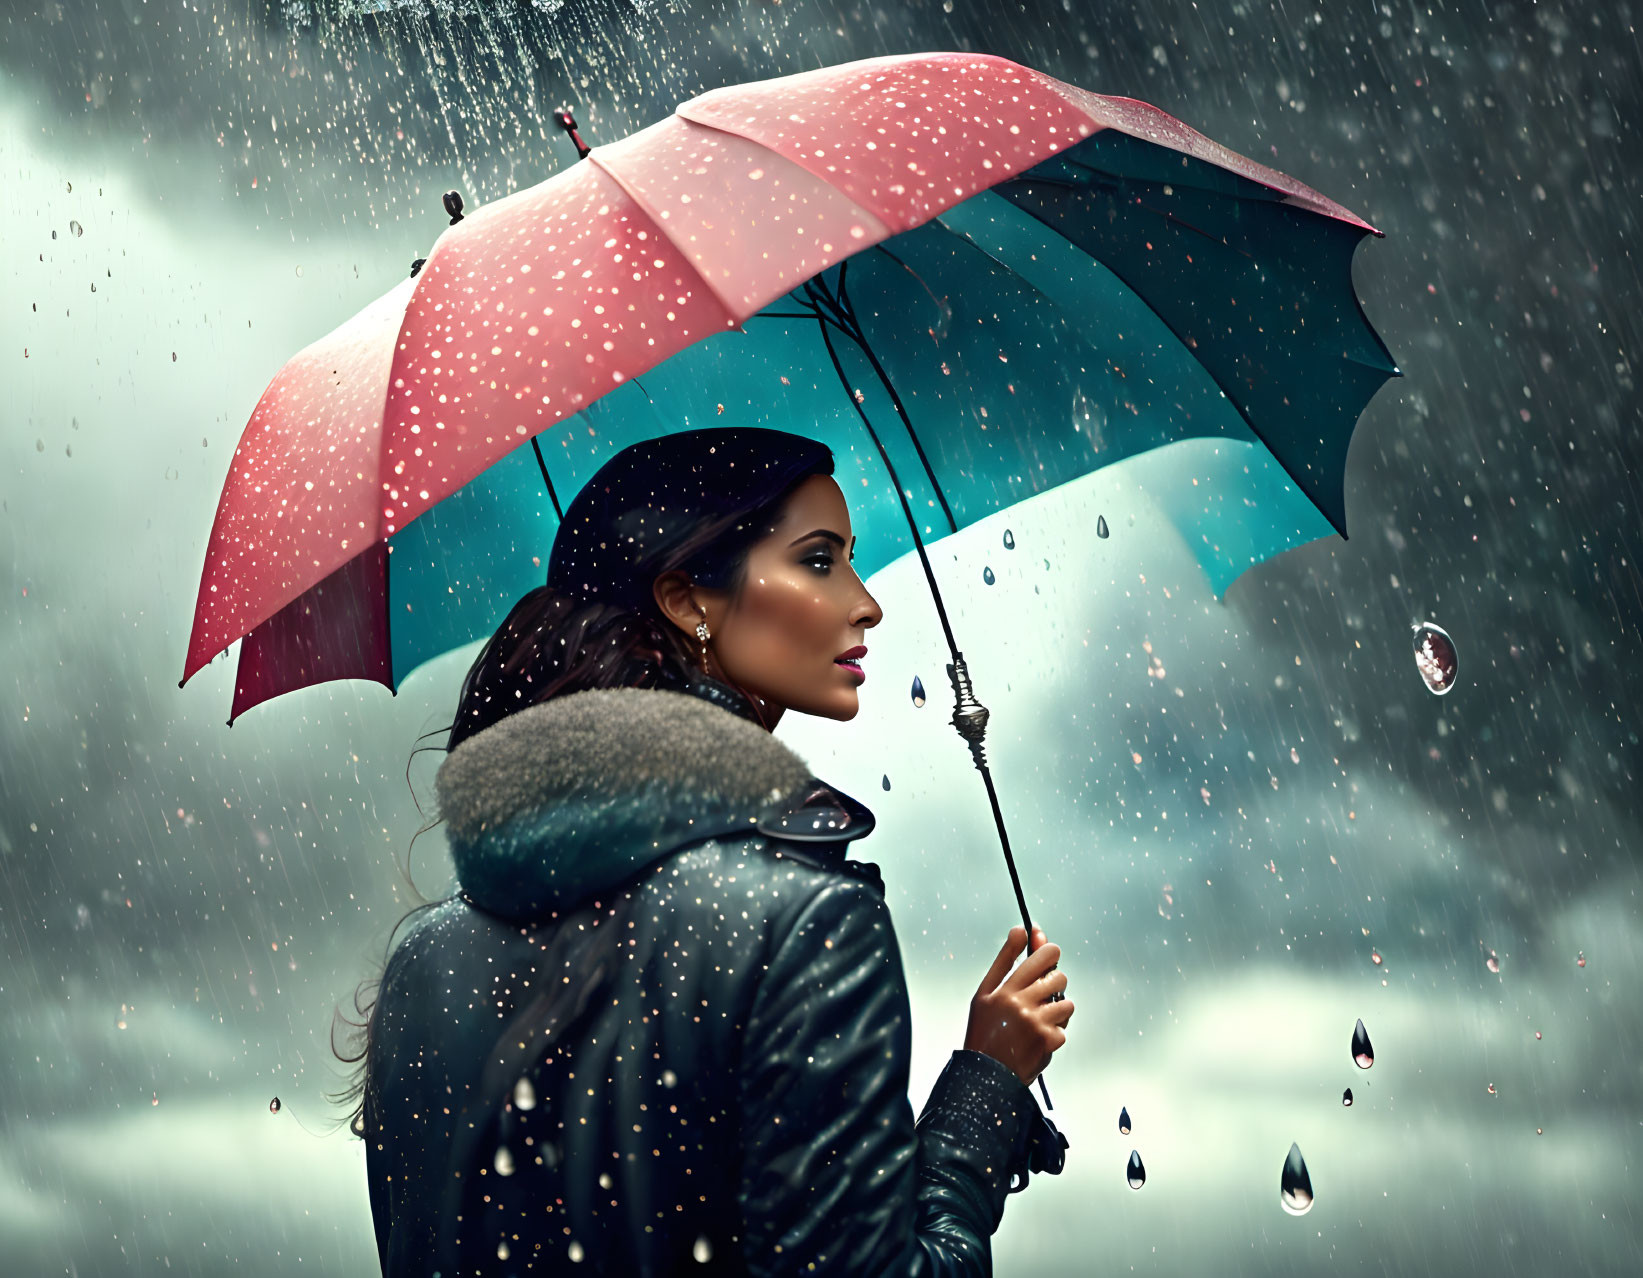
(962, 925, 1074, 1088)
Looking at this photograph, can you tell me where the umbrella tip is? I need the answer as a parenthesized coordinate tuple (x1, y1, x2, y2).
(177, 677, 185, 689)
(554, 108, 591, 161)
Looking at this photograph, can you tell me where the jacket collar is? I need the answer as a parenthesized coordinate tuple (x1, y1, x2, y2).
(435, 676, 869, 921)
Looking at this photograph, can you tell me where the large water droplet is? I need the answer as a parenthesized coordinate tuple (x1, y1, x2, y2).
(495, 1145, 516, 1176)
(351, 1111, 366, 1136)
(1118, 1106, 1131, 1135)
(693, 1235, 713, 1263)
(660, 1069, 677, 1088)
(70, 220, 83, 237)
(497, 1240, 510, 1260)
(1486, 950, 1500, 974)
(1280, 1142, 1314, 1215)
(1002, 528, 1015, 550)
(910, 675, 926, 708)
(269, 1097, 281, 1114)
(1097, 515, 1110, 539)
(982, 566, 995, 585)
(513, 1076, 536, 1110)
(881, 774, 891, 791)
(567, 1239, 585, 1262)
(1370, 949, 1383, 966)
(1126, 1149, 1146, 1189)
(1352, 1017, 1374, 1069)
(1411, 620, 1458, 694)
(1342, 1088, 1353, 1107)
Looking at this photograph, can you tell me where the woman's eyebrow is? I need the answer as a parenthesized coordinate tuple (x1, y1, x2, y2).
(789, 529, 856, 553)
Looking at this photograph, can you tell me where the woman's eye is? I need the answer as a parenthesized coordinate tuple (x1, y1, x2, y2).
(804, 554, 834, 574)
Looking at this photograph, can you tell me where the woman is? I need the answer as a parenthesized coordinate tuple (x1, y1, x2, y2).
(343, 427, 1074, 1275)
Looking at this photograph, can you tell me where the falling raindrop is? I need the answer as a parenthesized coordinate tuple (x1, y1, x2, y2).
(1486, 950, 1500, 974)
(70, 220, 83, 237)
(66, 181, 71, 192)
(1125, 1149, 1146, 1189)
(910, 675, 926, 708)
(1002, 528, 1015, 549)
(1118, 1106, 1131, 1135)
(1371, 950, 1383, 966)
(982, 566, 995, 585)
(1577, 951, 1586, 968)
(1411, 620, 1459, 695)
(567, 1240, 585, 1262)
(693, 1235, 713, 1263)
(51, 229, 57, 239)
(1352, 1017, 1374, 1069)
(172, 352, 177, 362)
(497, 1241, 510, 1261)
(1535, 1031, 1543, 1040)
(495, 1145, 516, 1176)
(1280, 1142, 1314, 1215)
(1487, 1082, 1497, 1096)
(660, 1069, 677, 1088)
(151, 1092, 159, 1106)
(1097, 515, 1109, 539)
(269, 1097, 281, 1114)
(295, 265, 303, 277)
(513, 1076, 536, 1110)
(1342, 1088, 1353, 1107)
(35, 439, 44, 452)
(881, 774, 891, 792)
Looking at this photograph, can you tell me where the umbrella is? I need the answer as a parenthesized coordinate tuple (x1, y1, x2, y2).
(181, 51, 1399, 1110)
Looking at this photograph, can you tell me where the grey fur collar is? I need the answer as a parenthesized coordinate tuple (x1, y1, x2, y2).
(435, 686, 817, 920)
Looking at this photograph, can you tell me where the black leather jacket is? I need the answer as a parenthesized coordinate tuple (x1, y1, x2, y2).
(364, 675, 1066, 1275)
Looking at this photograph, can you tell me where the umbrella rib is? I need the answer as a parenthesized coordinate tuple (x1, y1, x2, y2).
(826, 264, 960, 538)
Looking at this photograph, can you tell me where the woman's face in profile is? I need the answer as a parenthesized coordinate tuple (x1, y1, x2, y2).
(692, 473, 883, 722)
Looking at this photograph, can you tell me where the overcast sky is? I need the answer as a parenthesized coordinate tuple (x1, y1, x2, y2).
(4, 2, 1641, 1275)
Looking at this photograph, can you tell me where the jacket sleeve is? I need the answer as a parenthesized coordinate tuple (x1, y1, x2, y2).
(736, 878, 1046, 1276)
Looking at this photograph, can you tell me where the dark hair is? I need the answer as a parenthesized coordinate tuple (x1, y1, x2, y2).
(331, 426, 835, 1132)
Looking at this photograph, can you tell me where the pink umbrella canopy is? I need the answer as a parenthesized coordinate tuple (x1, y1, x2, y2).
(181, 51, 1377, 718)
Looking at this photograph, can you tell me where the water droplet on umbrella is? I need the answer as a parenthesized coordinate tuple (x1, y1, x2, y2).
(1486, 950, 1500, 973)
(495, 1144, 516, 1176)
(982, 566, 995, 585)
(910, 675, 926, 708)
(881, 774, 891, 791)
(1097, 515, 1109, 539)
(513, 1076, 536, 1110)
(269, 1097, 281, 1114)
(1352, 1017, 1374, 1068)
(351, 1111, 365, 1136)
(1118, 1106, 1131, 1135)
(70, 220, 83, 237)
(1002, 529, 1015, 549)
(1342, 1088, 1353, 1107)
(693, 1235, 713, 1263)
(1280, 1142, 1314, 1215)
(1126, 1150, 1146, 1189)
(1577, 951, 1586, 967)
(1411, 620, 1458, 694)
(1371, 949, 1382, 966)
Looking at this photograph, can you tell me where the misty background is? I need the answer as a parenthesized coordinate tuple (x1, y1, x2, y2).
(3, 0, 1641, 1274)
